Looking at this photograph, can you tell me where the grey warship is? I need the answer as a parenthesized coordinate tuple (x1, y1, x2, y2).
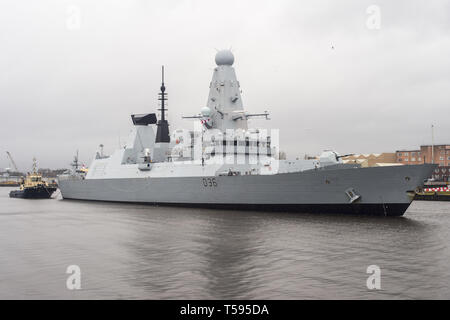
(58, 50, 435, 216)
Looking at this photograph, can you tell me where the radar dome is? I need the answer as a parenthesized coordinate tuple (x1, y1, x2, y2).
(201, 106, 211, 117)
(215, 50, 234, 66)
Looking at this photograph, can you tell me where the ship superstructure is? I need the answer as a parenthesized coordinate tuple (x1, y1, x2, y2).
(58, 50, 435, 216)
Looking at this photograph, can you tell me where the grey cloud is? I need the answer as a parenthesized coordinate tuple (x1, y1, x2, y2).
(0, 0, 449, 170)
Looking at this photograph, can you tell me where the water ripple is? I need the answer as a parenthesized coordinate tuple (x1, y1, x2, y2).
(0, 188, 449, 299)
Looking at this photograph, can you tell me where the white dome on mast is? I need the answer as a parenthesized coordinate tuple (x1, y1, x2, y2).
(201, 106, 211, 116)
(215, 50, 234, 66)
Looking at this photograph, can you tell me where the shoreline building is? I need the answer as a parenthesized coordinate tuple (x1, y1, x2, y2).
(341, 153, 398, 167)
(396, 145, 450, 182)
(396, 145, 450, 166)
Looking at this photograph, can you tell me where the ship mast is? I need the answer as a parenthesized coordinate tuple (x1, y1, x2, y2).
(155, 66, 170, 143)
(431, 124, 434, 164)
(32, 157, 37, 174)
(71, 150, 79, 170)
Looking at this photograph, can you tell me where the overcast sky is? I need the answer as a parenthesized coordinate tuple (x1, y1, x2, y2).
(1, 0, 449, 170)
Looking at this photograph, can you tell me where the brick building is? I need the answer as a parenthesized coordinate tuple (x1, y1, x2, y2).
(396, 145, 450, 166)
(396, 144, 450, 182)
(431, 166, 450, 182)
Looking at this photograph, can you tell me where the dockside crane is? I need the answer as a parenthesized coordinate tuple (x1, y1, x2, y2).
(6, 151, 19, 172)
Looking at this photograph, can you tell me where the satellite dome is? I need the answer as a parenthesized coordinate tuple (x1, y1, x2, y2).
(201, 106, 211, 117)
(215, 50, 234, 66)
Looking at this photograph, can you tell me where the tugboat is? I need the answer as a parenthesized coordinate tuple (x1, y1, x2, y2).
(9, 158, 57, 199)
(415, 185, 450, 201)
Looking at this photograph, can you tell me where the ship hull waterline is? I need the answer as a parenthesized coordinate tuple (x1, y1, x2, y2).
(58, 164, 435, 216)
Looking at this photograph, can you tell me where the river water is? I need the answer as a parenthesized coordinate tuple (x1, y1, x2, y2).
(0, 187, 449, 299)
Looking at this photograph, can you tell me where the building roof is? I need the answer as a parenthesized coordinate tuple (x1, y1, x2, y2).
(374, 163, 404, 167)
(343, 153, 393, 159)
(397, 144, 450, 152)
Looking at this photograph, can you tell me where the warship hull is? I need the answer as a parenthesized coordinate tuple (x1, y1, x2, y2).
(58, 164, 434, 216)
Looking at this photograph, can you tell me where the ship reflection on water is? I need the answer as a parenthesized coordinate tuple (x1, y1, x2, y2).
(0, 190, 449, 299)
